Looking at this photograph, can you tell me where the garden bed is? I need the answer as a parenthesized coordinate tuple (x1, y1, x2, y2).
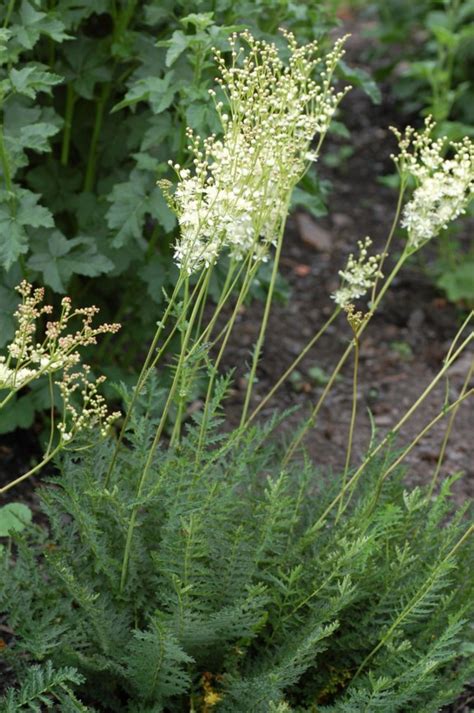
(1, 10, 472, 710)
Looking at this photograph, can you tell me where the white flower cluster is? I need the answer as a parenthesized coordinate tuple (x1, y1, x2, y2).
(0, 362, 35, 389)
(0, 281, 121, 442)
(332, 237, 381, 309)
(168, 31, 349, 274)
(392, 118, 474, 250)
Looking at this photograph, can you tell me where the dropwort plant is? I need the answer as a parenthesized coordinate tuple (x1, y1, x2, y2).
(1, 31, 473, 712)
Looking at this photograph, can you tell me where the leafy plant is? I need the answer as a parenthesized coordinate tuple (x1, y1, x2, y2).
(1, 27, 473, 713)
(1, 409, 473, 711)
(0, 0, 377, 433)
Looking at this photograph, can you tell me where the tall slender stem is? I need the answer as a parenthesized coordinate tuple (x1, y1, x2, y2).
(0, 122, 13, 192)
(104, 276, 186, 487)
(283, 251, 407, 464)
(84, 84, 110, 193)
(3, 0, 16, 28)
(0, 444, 63, 496)
(61, 84, 76, 167)
(240, 207, 289, 425)
(246, 308, 340, 425)
(353, 523, 473, 680)
(119, 271, 212, 591)
(304, 333, 472, 535)
(428, 359, 474, 498)
(169, 278, 189, 447)
(370, 180, 406, 305)
(195, 258, 260, 459)
(336, 333, 359, 523)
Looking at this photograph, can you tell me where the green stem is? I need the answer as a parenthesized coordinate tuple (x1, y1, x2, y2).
(0, 122, 13, 192)
(370, 180, 406, 305)
(246, 308, 341, 425)
(305, 333, 472, 534)
(45, 374, 56, 457)
(353, 523, 473, 680)
(104, 275, 187, 488)
(169, 278, 190, 447)
(336, 333, 359, 523)
(428, 359, 474, 498)
(3, 0, 15, 28)
(0, 444, 63, 496)
(195, 258, 258, 459)
(240, 209, 289, 426)
(84, 84, 110, 193)
(61, 84, 76, 167)
(119, 271, 212, 591)
(283, 251, 408, 465)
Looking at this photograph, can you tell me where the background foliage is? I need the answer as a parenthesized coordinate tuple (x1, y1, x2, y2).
(0, 0, 359, 432)
(354, 0, 474, 305)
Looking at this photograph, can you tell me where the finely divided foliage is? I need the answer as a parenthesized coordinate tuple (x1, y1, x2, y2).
(0, 15, 473, 713)
(1, 413, 473, 711)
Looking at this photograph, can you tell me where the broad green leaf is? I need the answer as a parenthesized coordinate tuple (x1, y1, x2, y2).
(106, 173, 153, 249)
(59, 39, 112, 99)
(0, 29, 12, 65)
(180, 13, 215, 31)
(4, 100, 62, 172)
(9, 65, 63, 99)
(0, 503, 32, 537)
(163, 30, 189, 67)
(144, 4, 174, 25)
(430, 25, 460, 51)
(27, 230, 114, 293)
(13, 0, 70, 50)
(337, 60, 381, 105)
(149, 185, 176, 233)
(0, 188, 53, 270)
(437, 262, 474, 304)
(0, 392, 35, 433)
(139, 254, 168, 303)
(52, 0, 109, 27)
(112, 74, 176, 114)
(0, 283, 19, 348)
(18, 122, 61, 153)
(291, 186, 327, 217)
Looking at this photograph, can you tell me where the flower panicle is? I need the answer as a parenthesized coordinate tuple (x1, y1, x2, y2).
(168, 30, 349, 275)
(332, 237, 382, 309)
(0, 281, 121, 443)
(391, 117, 474, 250)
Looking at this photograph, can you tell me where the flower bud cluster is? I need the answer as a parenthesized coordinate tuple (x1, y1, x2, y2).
(332, 237, 381, 309)
(1, 281, 121, 442)
(57, 366, 120, 443)
(170, 31, 348, 274)
(1, 281, 120, 390)
(392, 118, 474, 250)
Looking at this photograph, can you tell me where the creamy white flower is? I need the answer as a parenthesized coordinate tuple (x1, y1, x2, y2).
(167, 31, 349, 274)
(392, 118, 474, 250)
(332, 237, 381, 308)
(0, 363, 36, 388)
